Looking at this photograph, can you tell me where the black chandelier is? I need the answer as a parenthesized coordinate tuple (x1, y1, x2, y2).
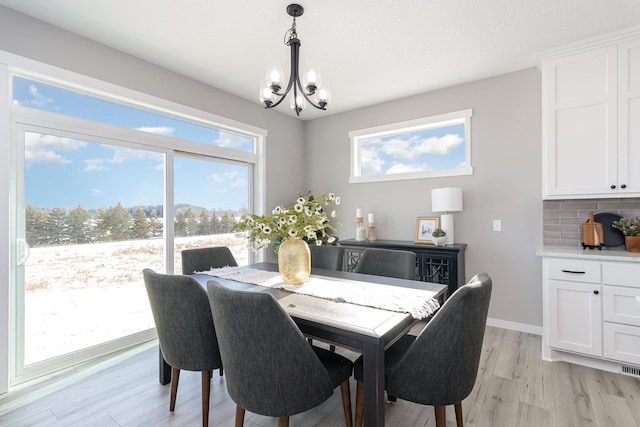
(259, 4, 331, 116)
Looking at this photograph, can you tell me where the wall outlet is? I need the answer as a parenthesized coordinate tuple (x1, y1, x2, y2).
(493, 219, 502, 231)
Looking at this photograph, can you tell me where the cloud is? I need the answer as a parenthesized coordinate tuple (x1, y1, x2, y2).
(22, 84, 55, 108)
(385, 163, 425, 174)
(25, 133, 87, 167)
(209, 170, 248, 190)
(91, 188, 103, 196)
(84, 159, 108, 172)
(214, 132, 252, 149)
(360, 145, 385, 175)
(136, 126, 175, 136)
(413, 134, 464, 155)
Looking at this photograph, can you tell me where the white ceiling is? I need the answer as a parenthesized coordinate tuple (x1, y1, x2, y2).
(1, 0, 640, 120)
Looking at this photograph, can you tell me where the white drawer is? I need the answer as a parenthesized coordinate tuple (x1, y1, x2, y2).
(603, 285, 640, 326)
(603, 262, 640, 288)
(604, 322, 640, 365)
(546, 259, 601, 283)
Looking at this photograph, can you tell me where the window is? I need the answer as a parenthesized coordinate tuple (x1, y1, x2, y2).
(8, 70, 265, 384)
(349, 109, 473, 183)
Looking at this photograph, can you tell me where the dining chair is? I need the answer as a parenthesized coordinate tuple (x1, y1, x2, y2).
(353, 272, 492, 427)
(352, 248, 416, 280)
(309, 244, 345, 271)
(206, 280, 354, 427)
(142, 269, 223, 427)
(181, 246, 238, 274)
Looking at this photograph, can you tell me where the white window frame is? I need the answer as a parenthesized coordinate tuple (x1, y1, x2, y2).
(349, 109, 473, 183)
(0, 50, 268, 390)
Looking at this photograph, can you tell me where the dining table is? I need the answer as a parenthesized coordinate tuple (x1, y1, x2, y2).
(158, 262, 447, 427)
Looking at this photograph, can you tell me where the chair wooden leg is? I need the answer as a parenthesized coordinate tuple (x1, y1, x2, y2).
(354, 380, 364, 427)
(235, 405, 245, 427)
(170, 367, 180, 411)
(277, 416, 290, 427)
(201, 370, 211, 427)
(434, 405, 446, 427)
(340, 380, 353, 427)
(219, 367, 224, 377)
(454, 401, 464, 427)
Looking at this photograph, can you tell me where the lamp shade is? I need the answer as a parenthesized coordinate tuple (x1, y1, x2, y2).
(431, 187, 463, 213)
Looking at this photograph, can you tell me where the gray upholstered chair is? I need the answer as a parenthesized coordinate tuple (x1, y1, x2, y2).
(309, 244, 345, 271)
(352, 248, 416, 280)
(353, 273, 492, 427)
(206, 280, 354, 427)
(181, 246, 238, 274)
(142, 269, 223, 427)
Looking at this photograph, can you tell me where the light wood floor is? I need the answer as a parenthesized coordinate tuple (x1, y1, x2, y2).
(1, 326, 639, 426)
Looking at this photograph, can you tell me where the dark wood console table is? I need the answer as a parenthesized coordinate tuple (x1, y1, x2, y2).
(340, 239, 467, 297)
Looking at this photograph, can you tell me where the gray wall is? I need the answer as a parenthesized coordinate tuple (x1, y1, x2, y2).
(305, 68, 544, 328)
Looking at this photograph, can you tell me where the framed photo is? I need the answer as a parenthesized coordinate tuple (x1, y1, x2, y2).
(414, 216, 440, 244)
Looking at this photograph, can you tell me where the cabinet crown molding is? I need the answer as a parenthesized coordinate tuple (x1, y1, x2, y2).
(537, 24, 640, 66)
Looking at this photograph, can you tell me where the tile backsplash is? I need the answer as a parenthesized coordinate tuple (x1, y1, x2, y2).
(543, 198, 640, 249)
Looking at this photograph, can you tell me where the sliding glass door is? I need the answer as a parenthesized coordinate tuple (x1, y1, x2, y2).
(15, 128, 164, 379)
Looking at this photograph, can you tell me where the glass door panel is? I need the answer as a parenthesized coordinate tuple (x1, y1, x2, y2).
(173, 155, 250, 272)
(19, 130, 164, 371)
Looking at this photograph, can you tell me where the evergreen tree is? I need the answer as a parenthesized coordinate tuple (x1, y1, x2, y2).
(68, 204, 91, 244)
(108, 203, 132, 241)
(220, 211, 236, 233)
(149, 209, 163, 238)
(183, 208, 197, 236)
(197, 209, 211, 235)
(45, 207, 69, 245)
(174, 211, 186, 237)
(25, 204, 47, 246)
(210, 210, 221, 234)
(132, 207, 150, 239)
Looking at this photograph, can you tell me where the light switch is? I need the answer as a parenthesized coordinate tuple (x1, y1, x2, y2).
(493, 220, 502, 232)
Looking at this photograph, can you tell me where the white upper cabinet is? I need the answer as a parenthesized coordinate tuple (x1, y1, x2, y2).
(541, 27, 640, 199)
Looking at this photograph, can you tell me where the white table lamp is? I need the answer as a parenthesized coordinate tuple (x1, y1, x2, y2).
(431, 187, 463, 245)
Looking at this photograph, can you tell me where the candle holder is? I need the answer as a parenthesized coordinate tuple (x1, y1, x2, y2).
(367, 223, 377, 242)
(355, 217, 366, 241)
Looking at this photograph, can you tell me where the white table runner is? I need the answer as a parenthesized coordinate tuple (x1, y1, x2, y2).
(197, 266, 440, 319)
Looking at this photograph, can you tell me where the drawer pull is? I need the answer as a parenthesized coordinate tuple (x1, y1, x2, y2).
(561, 269, 586, 274)
(593, 290, 599, 295)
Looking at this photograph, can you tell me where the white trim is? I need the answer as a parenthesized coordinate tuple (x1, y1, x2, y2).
(537, 24, 640, 65)
(486, 317, 542, 336)
(1, 50, 267, 139)
(0, 63, 10, 394)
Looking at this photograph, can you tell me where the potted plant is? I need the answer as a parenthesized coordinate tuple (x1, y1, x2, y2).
(432, 228, 447, 246)
(612, 216, 640, 252)
(232, 192, 341, 284)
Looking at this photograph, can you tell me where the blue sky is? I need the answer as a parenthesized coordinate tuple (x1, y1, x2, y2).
(360, 123, 466, 176)
(14, 77, 250, 211)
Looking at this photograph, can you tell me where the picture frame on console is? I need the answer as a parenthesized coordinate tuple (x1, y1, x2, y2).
(414, 216, 439, 244)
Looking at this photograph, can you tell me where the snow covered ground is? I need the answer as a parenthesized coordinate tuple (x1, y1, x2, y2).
(23, 234, 248, 364)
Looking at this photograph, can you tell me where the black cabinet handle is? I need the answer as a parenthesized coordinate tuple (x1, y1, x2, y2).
(593, 290, 599, 295)
(561, 269, 586, 274)
(611, 184, 617, 189)
(621, 184, 627, 189)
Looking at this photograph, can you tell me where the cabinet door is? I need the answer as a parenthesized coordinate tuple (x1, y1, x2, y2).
(548, 280, 602, 356)
(542, 46, 618, 198)
(618, 38, 640, 194)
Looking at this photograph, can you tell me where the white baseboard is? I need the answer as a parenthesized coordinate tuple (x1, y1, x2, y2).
(486, 317, 542, 336)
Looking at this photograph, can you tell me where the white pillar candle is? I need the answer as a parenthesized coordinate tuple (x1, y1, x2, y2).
(368, 213, 375, 223)
(356, 208, 363, 218)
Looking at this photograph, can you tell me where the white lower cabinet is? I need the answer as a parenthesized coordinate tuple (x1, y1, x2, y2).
(543, 255, 640, 369)
(548, 280, 602, 356)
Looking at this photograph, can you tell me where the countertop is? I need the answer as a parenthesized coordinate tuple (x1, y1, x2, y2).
(537, 245, 640, 262)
